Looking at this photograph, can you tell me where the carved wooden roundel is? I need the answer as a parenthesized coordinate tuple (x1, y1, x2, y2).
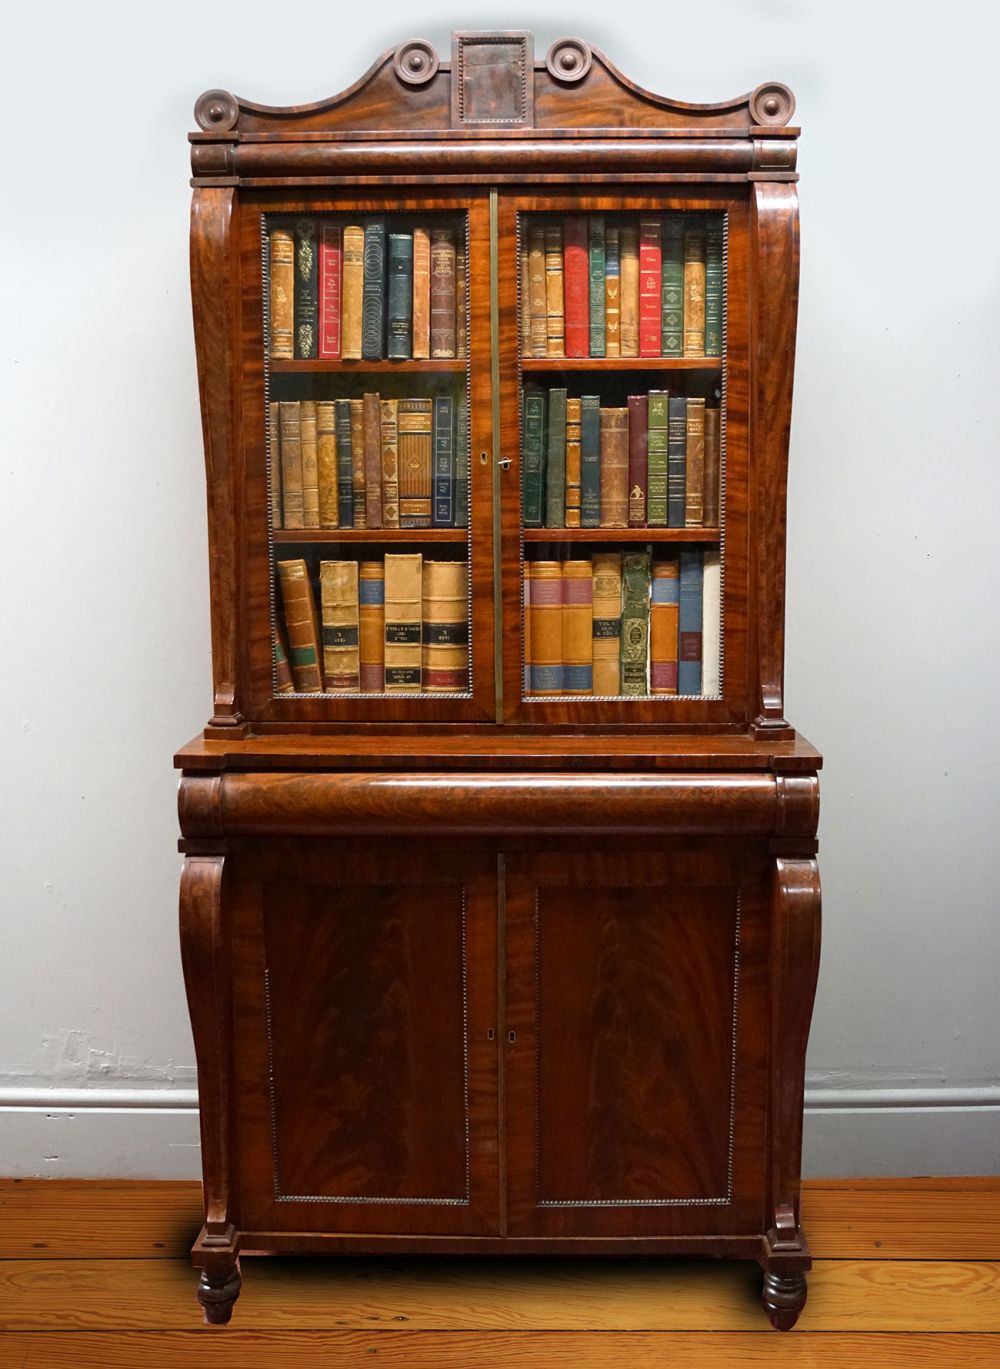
(546, 38, 592, 84)
(394, 40, 440, 86)
(194, 89, 239, 133)
(750, 82, 795, 127)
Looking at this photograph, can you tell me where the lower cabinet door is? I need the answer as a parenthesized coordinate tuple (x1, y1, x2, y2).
(231, 840, 501, 1236)
(504, 847, 770, 1238)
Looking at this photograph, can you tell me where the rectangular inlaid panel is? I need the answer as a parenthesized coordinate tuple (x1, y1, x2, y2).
(452, 33, 533, 126)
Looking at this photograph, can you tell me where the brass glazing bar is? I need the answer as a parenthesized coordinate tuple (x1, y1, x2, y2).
(490, 187, 503, 722)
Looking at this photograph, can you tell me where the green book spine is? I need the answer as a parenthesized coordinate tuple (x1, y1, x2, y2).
(588, 216, 606, 357)
(621, 551, 651, 695)
(334, 399, 354, 528)
(661, 216, 684, 357)
(454, 394, 469, 528)
(545, 387, 568, 528)
(704, 219, 724, 357)
(580, 394, 601, 527)
(646, 390, 669, 526)
(361, 218, 386, 361)
(667, 395, 688, 528)
(293, 217, 318, 359)
(386, 231, 414, 359)
(522, 387, 547, 528)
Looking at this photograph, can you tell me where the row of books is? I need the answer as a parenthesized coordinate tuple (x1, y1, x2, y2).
(276, 555, 469, 695)
(524, 550, 720, 698)
(269, 395, 469, 531)
(520, 214, 723, 361)
(524, 389, 720, 530)
(269, 218, 468, 362)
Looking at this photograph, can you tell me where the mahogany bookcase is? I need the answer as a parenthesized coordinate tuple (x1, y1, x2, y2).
(178, 31, 821, 1331)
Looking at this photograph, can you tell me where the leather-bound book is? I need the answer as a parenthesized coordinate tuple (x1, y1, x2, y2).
(384, 552, 423, 692)
(349, 397, 366, 528)
(430, 227, 457, 358)
(422, 559, 469, 692)
(678, 548, 704, 695)
(604, 225, 621, 357)
(591, 551, 623, 695)
(523, 564, 532, 696)
(639, 217, 662, 357)
(278, 400, 304, 530)
(588, 215, 606, 357)
(527, 225, 547, 357)
(650, 559, 680, 695)
(380, 398, 400, 529)
(341, 224, 365, 360)
(412, 226, 431, 360)
(362, 218, 386, 360)
(299, 400, 320, 528)
(294, 218, 318, 359)
(580, 394, 601, 528)
(519, 235, 531, 355)
(545, 387, 568, 528)
(599, 406, 628, 529)
(277, 559, 322, 693)
(563, 216, 589, 358)
(454, 394, 469, 529)
(268, 401, 281, 529)
(358, 560, 385, 692)
(334, 399, 355, 528)
(660, 216, 684, 356)
(620, 551, 651, 695)
(386, 231, 413, 360)
(564, 397, 583, 528)
(522, 386, 547, 528)
(362, 392, 383, 529)
(619, 224, 639, 358)
(269, 225, 294, 360)
(398, 397, 433, 527)
(318, 221, 342, 359)
(544, 222, 565, 356)
(432, 393, 455, 528)
(667, 394, 688, 528)
(273, 621, 295, 695)
(646, 389, 669, 526)
(562, 559, 593, 694)
(627, 393, 648, 528)
(704, 219, 724, 357)
(456, 237, 468, 359)
(316, 401, 339, 528)
(702, 549, 722, 696)
(685, 397, 706, 527)
(319, 559, 360, 692)
(528, 560, 563, 695)
(703, 406, 721, 528)
(683, 222, 707, 358)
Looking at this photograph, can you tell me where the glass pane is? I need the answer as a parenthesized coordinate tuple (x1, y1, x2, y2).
(518, 210, 725, 702)
(264, 212, 471, 698)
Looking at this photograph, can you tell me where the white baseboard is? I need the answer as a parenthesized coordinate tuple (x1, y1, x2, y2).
(0, 1085, 996, 1179)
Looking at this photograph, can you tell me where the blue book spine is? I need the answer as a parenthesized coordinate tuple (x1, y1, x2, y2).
(677, 549, 703, 695)
(580, 395, 601, 527)
(361, 218, 386, 360)
(386, 232, 413, 359)
(454, 394, 469, 528)
(334, 399, 354, 528)
(667, 394, 687, 529)
(432, 394, 455, 527)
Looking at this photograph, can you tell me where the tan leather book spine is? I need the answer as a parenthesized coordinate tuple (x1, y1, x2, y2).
(599, 406, 629, 528)
(268, 401, 282, 529)
(605, 225, 621, 358)
(528, 560, 563, 695)
(276, 558, 322, 692)
(562, 559, 593, 695)
(278, 401, 304, 530)
(422, 559, 469, 692)
(272, 619, 295, 694)
(316, 401, 338, 528)
(684, 397, 706, 527)
(703, 405, 721, 528)
(619, 224, 639, 358)
(363, 392, 383, 529)
(544, 222, 565, 356)
(412, 226, 431, 360)
(456, 237, 468, 359)
(527, 226, 547, 357)
(349, 398, 366, 528)
(269, 226, 294, 360)
(341, 224, 365, 360)
(683, 223, 707, 358)
(564, 397, 582, 528)
(380, 398, 400, 529)
(430, 227, 457, 358)
(650, 559, 680, 694)
(519, 234, 531, 355)
(591, 551, 623, 695)
(523, 563, 532, 697)
(299, 400, 320, 528)
(398, 397, 433, 527)
(384, 552, 423, 692)
(319, 559, 360, 691)
(358, 559, 384, 691)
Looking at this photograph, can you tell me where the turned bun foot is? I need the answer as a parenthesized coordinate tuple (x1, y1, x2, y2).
(761, 1268, 807, 1331)
(196, 1265, 242, 1325)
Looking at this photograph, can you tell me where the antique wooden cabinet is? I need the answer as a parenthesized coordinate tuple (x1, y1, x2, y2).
(178, 31, 821, 1331)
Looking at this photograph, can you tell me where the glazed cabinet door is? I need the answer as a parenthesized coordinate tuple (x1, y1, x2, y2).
(230, 840, 500, 1237)
(504, 846, 769, 1237)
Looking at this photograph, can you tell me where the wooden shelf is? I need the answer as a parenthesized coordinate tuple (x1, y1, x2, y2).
(270, 359, 465, 374)
(521, 357, 722, 373)
(523, 528, 721, 543)
(273, 529, 467, 544)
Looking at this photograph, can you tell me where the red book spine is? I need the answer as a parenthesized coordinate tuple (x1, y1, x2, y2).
(318, 222, 342, 359)
(563, 216, 589, 358)
(638, 217, 662, 358)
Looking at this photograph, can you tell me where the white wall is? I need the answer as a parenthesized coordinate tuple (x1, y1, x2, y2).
(2, 0, 997, 1177)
